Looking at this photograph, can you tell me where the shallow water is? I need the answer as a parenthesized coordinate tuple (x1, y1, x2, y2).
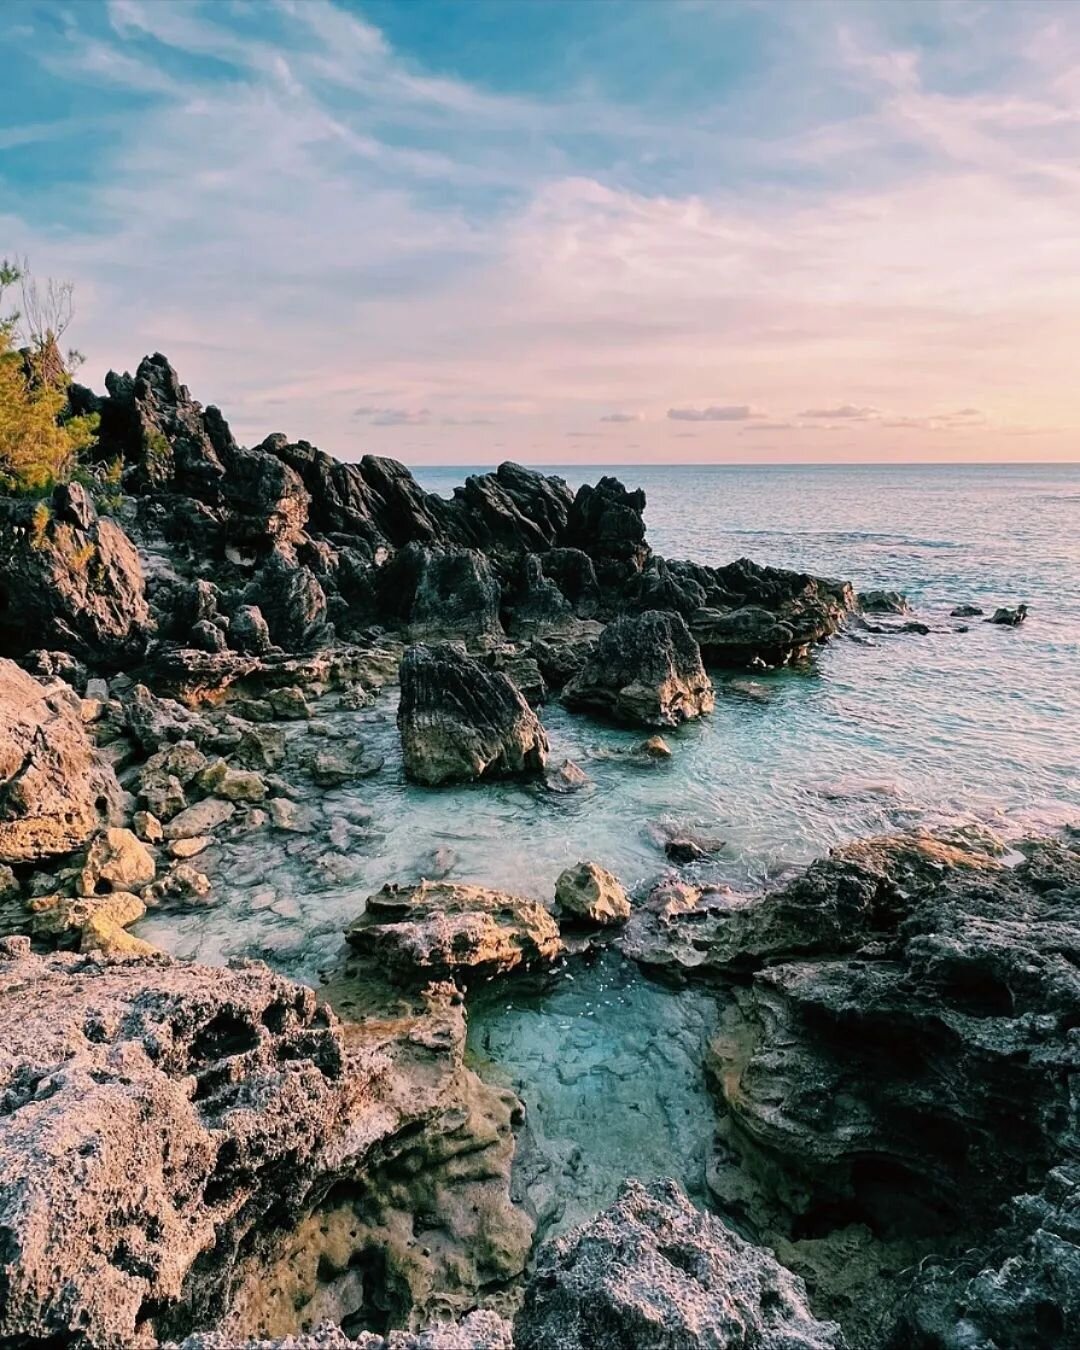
(137, 462, 1080, 1230)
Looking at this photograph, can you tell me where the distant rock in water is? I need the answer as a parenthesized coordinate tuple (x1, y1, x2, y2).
(950, 602, 984, 617)
(857, 589, 910, 614)
(397, 643, 548, 785)
(516, 1178, 844, 1350)
(563, 610, 714, 727)
(0, 484, 152, 666)
(988, 603, 1028, 626)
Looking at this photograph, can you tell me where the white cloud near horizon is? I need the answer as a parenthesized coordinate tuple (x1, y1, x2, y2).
(3, 0, 1080, 463)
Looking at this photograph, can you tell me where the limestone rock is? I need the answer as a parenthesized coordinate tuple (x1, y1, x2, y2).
(555, 862, 631, 925)
(163, 797, 236, 840)
(857, 590, 910, 614)
(197, 758, 267, 803)
(244, 551, 330, 652)
(0, 659, 122, 865)
(397, 644, 548, 786)
(79, 827, 156, 896)
(563, 610, 714, 727)
(346, 881, 563, 982)
(516, 1178, 845, 1349)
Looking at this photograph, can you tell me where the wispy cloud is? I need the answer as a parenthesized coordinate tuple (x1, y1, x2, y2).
(600, 411, 643, 423)
(799, 405, 880, 421)
(667, 405, 761, 422)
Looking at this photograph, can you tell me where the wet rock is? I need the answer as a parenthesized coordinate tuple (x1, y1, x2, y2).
(346, 881, 563, 982)
(231, 604, 273, 655)
(198, 758, 268, 803)
(555, 862, 630, 926)
(307, 745, 384, 787)
(638, 735, 673, 759)
(988, 603, 1028, 626)
(163, 797, 236, 839)
(79, 827, 156, 896)
(516, 1178, 845, 1350)
(0, 487, 152, 666)
(858, 590, 910, 614)
(267, 686, 313, 720)
(543, 759, 591, 794)
(0, 659, 122, 865)
(236, 725, 288, 770)
(397, 644, 549, 786)
(950, 603, 984, 618)
(269, 798, 318, 833)
(169, 835, 211, 860)
(563, 610, 714, 728)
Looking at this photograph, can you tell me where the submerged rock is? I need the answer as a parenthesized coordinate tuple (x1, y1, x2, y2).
(858, 589, 910, 614)
(397, 644, 548, 786)
(563, 610, 714, 728)
(0, 659, 121, 865)
(516, 1177, 845, 1350)
(346, 880, 563, 982)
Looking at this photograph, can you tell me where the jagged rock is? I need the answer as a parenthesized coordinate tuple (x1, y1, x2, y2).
(540, 548, 601, 618)
(346, 881, 562, 982)
(858, 590, 910, 614)
(0, 659, 122, 865)
(197, 758, 268, 803)
(231, 604, 273, 655)
(564, 476, 648, 577)
(29, 889, 148, 953)
(79, 827, 156, 896)
(516, 1178, 845, 1350)
(506, 554, 574, 636)
(146, 861, 213, 904)
(172, 1310, 514, 1349)
(235, 725, 287, 771)
(0, 488, 152, 665)
(0, 944, 380, 1347)
(397, 644, 548, 786)
(482, 649, 547, 705)
(267, 686, 312, 720)
(382, 544, 502, 640)
(125, 684, 213, 752)
(528, 631, 599, 692)
(244, 551, 330, 652)
(191, 618, 227, 653)
(988, 604, 1028, 626)
(543, 759, 591, 794)
(554, 862, 630, 925)
(134, 810, 164, 843)
(563, 610, 714, 727)
(638, 735, 672, 759)
(950, 603, 984, 618)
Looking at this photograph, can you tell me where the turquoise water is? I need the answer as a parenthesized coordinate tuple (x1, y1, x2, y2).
(137, 462, 1080, 1236)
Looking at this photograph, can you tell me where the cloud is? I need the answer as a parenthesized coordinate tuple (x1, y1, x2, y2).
(599, 411, 642, 422)
(798, 405, 880, 420)
(354, 406, 432, 427)
(667, 405, 760, 422)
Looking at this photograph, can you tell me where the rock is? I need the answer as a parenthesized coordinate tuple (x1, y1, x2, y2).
(346, 881, 563, 982)
(126, 684, 213, 752)
(135, 810, 164, 842)
(235, 724, 288, 770)
(663, 834, 723, 864)
(169, 835, 211, 859)
(543, 759, 591, 794)
(483, 649, 547, 705)
(268, 798, 318, 833)
(950, 603, 984, 618)
(163, 797, 236, 839)
(386, 544, 503, 640)
(988, 603, 1028, 626)
(307, 745, 384, 787)
(564, 476, 649, 576)
(244, 551, 330, 651)
(171, 1310, 514, 1349)
(397, 644, 549, 786)
(230, 604, 273, 655)
(191, 618, 227, 653)
(0, 947, 370, 1347)
(858, 590, 910, 614)
(507, 554, 575, 636)
(638, 735, 672, 759)
(79, 827, 156, 896)
(528, 631, 599, 692)
(563, 611, 714, 727)
(0, 488, 153, 666)
(0, 659, 122, 865)
(516, 1178, 845, 1350)
(146, 861, 213, 904)
(198, 758, 268, 803)
(29, 889, 147, 950)
(555, 862, 630, 925)
(540, 548, 601, 618)
(267, 686, 312, 720)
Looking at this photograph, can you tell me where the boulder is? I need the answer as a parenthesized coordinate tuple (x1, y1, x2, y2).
(506, 554, 574, 636)
(346, 881, 563, 982)
(516, 1178, 845, 1350)
(563, 611, 714, 727)
(554, 862, 630, 925)
(988, 603, 1028, 626)
(79, 827, 156, 896)
(858, 589, 910, 614)
(244, 550, 330, 651)
(381, 543, 502, 640)
(0, 659, 122, 865)
(163, 797, 236, 840)
(950, 603, 984, 618)
(230, 604, 273, 655)
(0, 488, 152, 665)
(397, 644, 548, 786)
(564, 476, 648, 576)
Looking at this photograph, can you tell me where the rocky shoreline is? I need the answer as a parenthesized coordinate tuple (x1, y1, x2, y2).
(0, 353, 1072, 1348)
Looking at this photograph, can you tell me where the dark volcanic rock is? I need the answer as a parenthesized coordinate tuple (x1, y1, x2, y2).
(539, 548, 601, 618)
(229, 604, 273, 655)
(243, 550, 330, 651)
(988, 603, 1028, 626)
(382, 543, 502, 639)
(0, 486, 152, 665)
(505, 554, 574, 636)
(857, 589, 910, 614)
(564, 476, 648, 577)
(563, 610, 714, 727)
(397, 644, 548, 785)
(346, 880, 562, 982)
(516, 1178, 845, 1350)
(0, 659, 122, 865)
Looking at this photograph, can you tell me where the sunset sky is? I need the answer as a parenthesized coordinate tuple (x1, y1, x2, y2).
(3, 0, 1080, 464)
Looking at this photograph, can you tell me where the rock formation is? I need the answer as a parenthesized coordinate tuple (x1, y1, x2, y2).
(397, 644, 548, 785)
(516, 1178, 845, 1349)
(563, 610, 714, 727)
(554, 862, 630, 925)
(345, 880, 563, 982)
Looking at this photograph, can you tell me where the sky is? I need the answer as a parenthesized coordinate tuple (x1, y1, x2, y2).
(3, 0, 1080, 466)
